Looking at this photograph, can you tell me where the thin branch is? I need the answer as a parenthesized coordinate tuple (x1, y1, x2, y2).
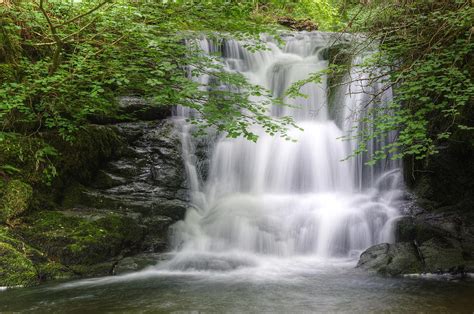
(57, 0, 111, 27)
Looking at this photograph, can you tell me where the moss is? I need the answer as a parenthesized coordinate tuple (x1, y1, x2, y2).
(0, 180, 33, 224)
(17, 211, 143, 266)
(0, 226, 74, 283)
(0, 242, 38, 287)
(36, 261, 75, 282)
(50, 125, 124, 184)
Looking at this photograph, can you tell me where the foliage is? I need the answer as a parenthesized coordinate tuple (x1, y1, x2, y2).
(288, 0, 474, 164)
(0, 0, 318, 184)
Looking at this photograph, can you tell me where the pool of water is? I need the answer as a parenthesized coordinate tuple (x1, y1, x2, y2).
(1, 258, 473, 313)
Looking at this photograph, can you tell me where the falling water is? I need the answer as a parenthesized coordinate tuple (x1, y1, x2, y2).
(167, 32, 403, 271)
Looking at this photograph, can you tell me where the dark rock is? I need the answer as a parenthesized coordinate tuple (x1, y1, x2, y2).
(359, 208, 474, 276)
(117, 96, 172, 121)
(419, 237, 465, 273)
(113, 253, 168, 275)
(60, 119, 189, 256)
(394, 216, 448, 244)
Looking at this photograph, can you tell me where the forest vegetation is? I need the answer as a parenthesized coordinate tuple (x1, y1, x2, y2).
(0, 0, 472, 287)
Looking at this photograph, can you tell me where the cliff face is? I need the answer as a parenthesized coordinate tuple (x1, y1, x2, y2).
(358, 107, 474, 276)
(0, 101, 190, 287)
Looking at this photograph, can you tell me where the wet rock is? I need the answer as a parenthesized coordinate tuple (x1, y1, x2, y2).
(359, 209, 474, 276)
(117, 96, 171, 121)
(60, 119, 189, 255)
(113, 253, 166, 275)
(357, 242, 424, 276)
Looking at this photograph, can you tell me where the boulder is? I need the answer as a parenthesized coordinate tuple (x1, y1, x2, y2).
(357, 242, 424, 276)
(358, 211, 474, 276)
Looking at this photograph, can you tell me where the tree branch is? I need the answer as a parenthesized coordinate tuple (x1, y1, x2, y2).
(57, 0, 111, 27)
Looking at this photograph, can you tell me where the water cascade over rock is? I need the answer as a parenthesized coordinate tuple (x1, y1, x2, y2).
(165, 32, 403, 271)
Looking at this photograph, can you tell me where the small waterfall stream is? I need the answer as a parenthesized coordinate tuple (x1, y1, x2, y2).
(166, 32, 403, 271)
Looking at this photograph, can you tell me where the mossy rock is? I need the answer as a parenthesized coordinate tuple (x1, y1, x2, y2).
(69, 261, 117, 277)
(17, 211, 144, 266)
(0, 226, 74, 283)
(419, 237, 465, 273)
(0, 242, 38, 287)
(36, 261, 75, 282)
(48, 125, 125, 184)
(0, 180, 33, 224)
(357, 242, 424, 276)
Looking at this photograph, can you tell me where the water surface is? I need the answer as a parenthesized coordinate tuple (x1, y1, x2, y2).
(1, 258, 473, 313)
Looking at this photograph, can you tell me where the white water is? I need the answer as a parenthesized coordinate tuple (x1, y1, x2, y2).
(167, 32, 403, 272)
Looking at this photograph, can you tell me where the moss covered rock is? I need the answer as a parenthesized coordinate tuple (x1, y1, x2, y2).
(0, 242, 38, 287)
(0, 180, 33, 224)
(357, 243, 424, 276)
(52, 125, 125, 184)
(17, 211, 144, 266)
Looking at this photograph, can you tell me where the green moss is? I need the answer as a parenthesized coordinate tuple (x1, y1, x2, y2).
(0, 242, 38, 287)
(18, 211, 143, 266)
(50, 125, 124, 184)
(36, 261, 75, 282)
(0, 180, 32, 224)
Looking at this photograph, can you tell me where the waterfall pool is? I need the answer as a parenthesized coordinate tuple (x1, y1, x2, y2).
(1, 260, 473, 312)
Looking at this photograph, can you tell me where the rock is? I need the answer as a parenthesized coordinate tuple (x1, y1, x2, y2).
(419, 237, 465, 273)
(36, 261, 75, 282)
(69, 261, 117, 277)
(359, 209, 474, 276)
(113, 253, 166, 275)
(0, 180, 32, 224)
(0, 242, 38, 287)
(49, 125, 125, 184)
(17, 211, 144, 266)
(60, 119, 189, 253)
(117, 96, 171, 121)
(394, 216, 448, 243)
(0, 226, 74, 283)
(357, 242, 424, 276)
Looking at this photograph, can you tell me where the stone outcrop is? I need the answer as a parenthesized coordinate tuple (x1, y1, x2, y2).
(357, 205, 474, 276)
(0, 113, 190, 286)
(61, 120, 188, 253)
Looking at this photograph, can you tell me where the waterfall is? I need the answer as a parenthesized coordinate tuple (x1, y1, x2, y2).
(166, 32, 403, 271)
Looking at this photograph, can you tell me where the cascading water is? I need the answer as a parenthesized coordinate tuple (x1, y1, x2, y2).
(166, 32, 403, 271)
